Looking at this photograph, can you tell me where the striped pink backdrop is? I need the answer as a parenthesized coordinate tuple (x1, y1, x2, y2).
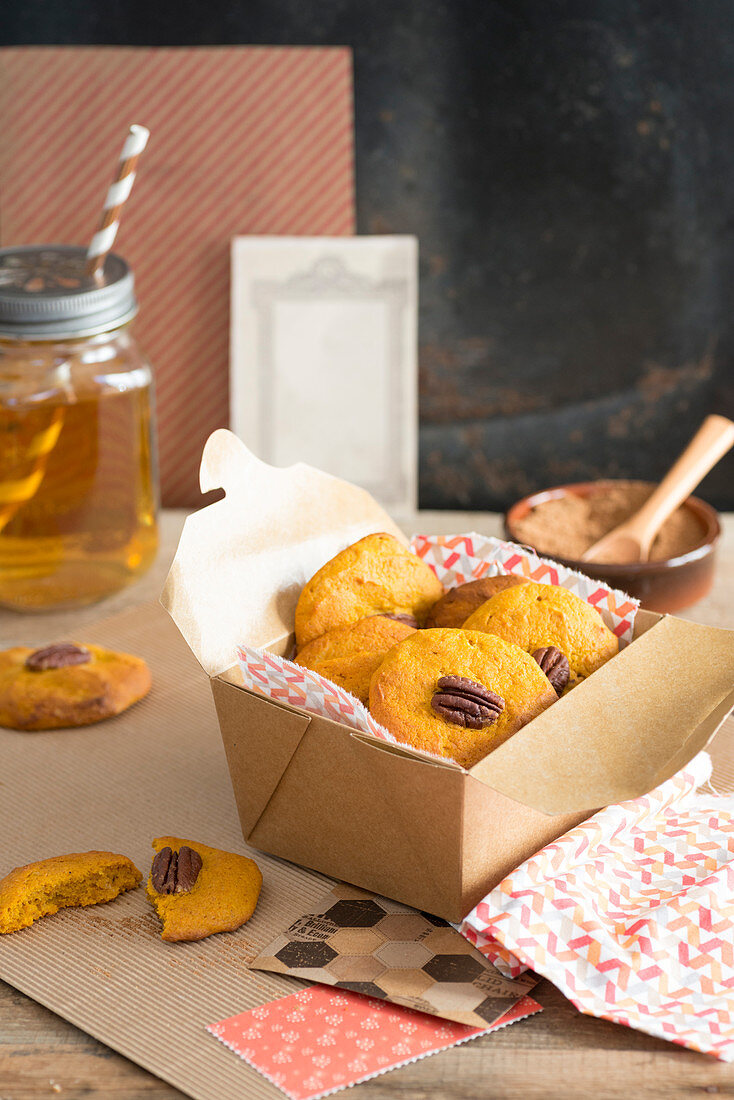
(0, 47, 355, 506)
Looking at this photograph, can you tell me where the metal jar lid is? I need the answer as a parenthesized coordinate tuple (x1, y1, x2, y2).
(0, 245, 137, 339)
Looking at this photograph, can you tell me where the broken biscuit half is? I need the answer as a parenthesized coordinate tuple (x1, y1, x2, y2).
(146, 836, 262, 942)
(0, 851, 142, 933)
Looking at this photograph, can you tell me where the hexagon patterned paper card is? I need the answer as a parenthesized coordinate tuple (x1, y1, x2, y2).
(249, 883, 537, 1028)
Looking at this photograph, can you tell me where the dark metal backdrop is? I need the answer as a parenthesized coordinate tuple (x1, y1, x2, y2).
(4, 0, 734, 509)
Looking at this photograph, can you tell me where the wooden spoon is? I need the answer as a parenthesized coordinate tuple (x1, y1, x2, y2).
(582, 415, 734, 564)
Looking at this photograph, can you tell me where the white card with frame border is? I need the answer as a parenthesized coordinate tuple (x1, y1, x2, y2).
(230, 236, 418, 513)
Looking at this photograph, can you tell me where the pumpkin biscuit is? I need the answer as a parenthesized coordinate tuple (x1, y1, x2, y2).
(463, 581, 619, 685)
(146, 836, 262, 943)
(425, 574, 528, 628)
(0, 851, 142, 934)
(0, 642, 151, 730)
(295, 532, 444, 648)
(295, 614, 418, 704)
(369, 628, 557, 768)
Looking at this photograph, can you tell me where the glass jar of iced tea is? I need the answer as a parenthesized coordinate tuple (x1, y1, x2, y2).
(0, 245, 158, 611)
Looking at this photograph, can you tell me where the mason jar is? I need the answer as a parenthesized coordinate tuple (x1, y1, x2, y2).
(0, 245, 158, 611)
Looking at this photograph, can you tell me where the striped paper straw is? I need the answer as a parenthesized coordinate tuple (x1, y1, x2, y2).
(85, 124, 150, 280)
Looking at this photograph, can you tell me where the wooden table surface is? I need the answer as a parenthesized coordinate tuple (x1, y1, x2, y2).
(1, 509, 733, 1100)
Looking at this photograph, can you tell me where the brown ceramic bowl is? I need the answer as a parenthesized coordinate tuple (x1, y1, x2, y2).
(504, 480, 721, 613)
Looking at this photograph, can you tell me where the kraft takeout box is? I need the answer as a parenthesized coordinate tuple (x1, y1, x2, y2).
(162, 430, 734, 922)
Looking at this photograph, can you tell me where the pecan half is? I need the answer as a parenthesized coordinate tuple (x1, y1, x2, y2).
(431, 675, 504, 729)
(25, 643, 91, 672)
(150, 846, 203, 895)
(381, 612, 419, 628)
(532, 646, 570, 696)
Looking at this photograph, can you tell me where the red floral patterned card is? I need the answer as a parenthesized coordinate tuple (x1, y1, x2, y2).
(207, 985, 541, 1100)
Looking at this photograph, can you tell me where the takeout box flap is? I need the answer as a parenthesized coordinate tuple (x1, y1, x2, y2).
(160, 429, 406, 675)
(210, 673, 313, 836)
(469, 615, 734, 814)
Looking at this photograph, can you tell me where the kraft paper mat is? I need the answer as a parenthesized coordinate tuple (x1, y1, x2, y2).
(0, 602, 335, 1100)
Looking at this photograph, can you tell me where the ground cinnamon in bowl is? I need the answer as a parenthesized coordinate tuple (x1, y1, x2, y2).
(511, 481, 708, 564)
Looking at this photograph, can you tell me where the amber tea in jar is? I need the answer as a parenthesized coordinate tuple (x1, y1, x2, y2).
(0, 246, 158, 610)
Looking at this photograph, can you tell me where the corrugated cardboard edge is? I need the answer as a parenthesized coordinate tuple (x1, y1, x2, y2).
(0, 602, 333, 1100)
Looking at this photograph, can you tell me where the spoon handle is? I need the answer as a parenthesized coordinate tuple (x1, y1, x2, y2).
(629, 415, 734, 554)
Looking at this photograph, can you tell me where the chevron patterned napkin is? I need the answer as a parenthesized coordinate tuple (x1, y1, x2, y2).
(461, 750, 734, 1060)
